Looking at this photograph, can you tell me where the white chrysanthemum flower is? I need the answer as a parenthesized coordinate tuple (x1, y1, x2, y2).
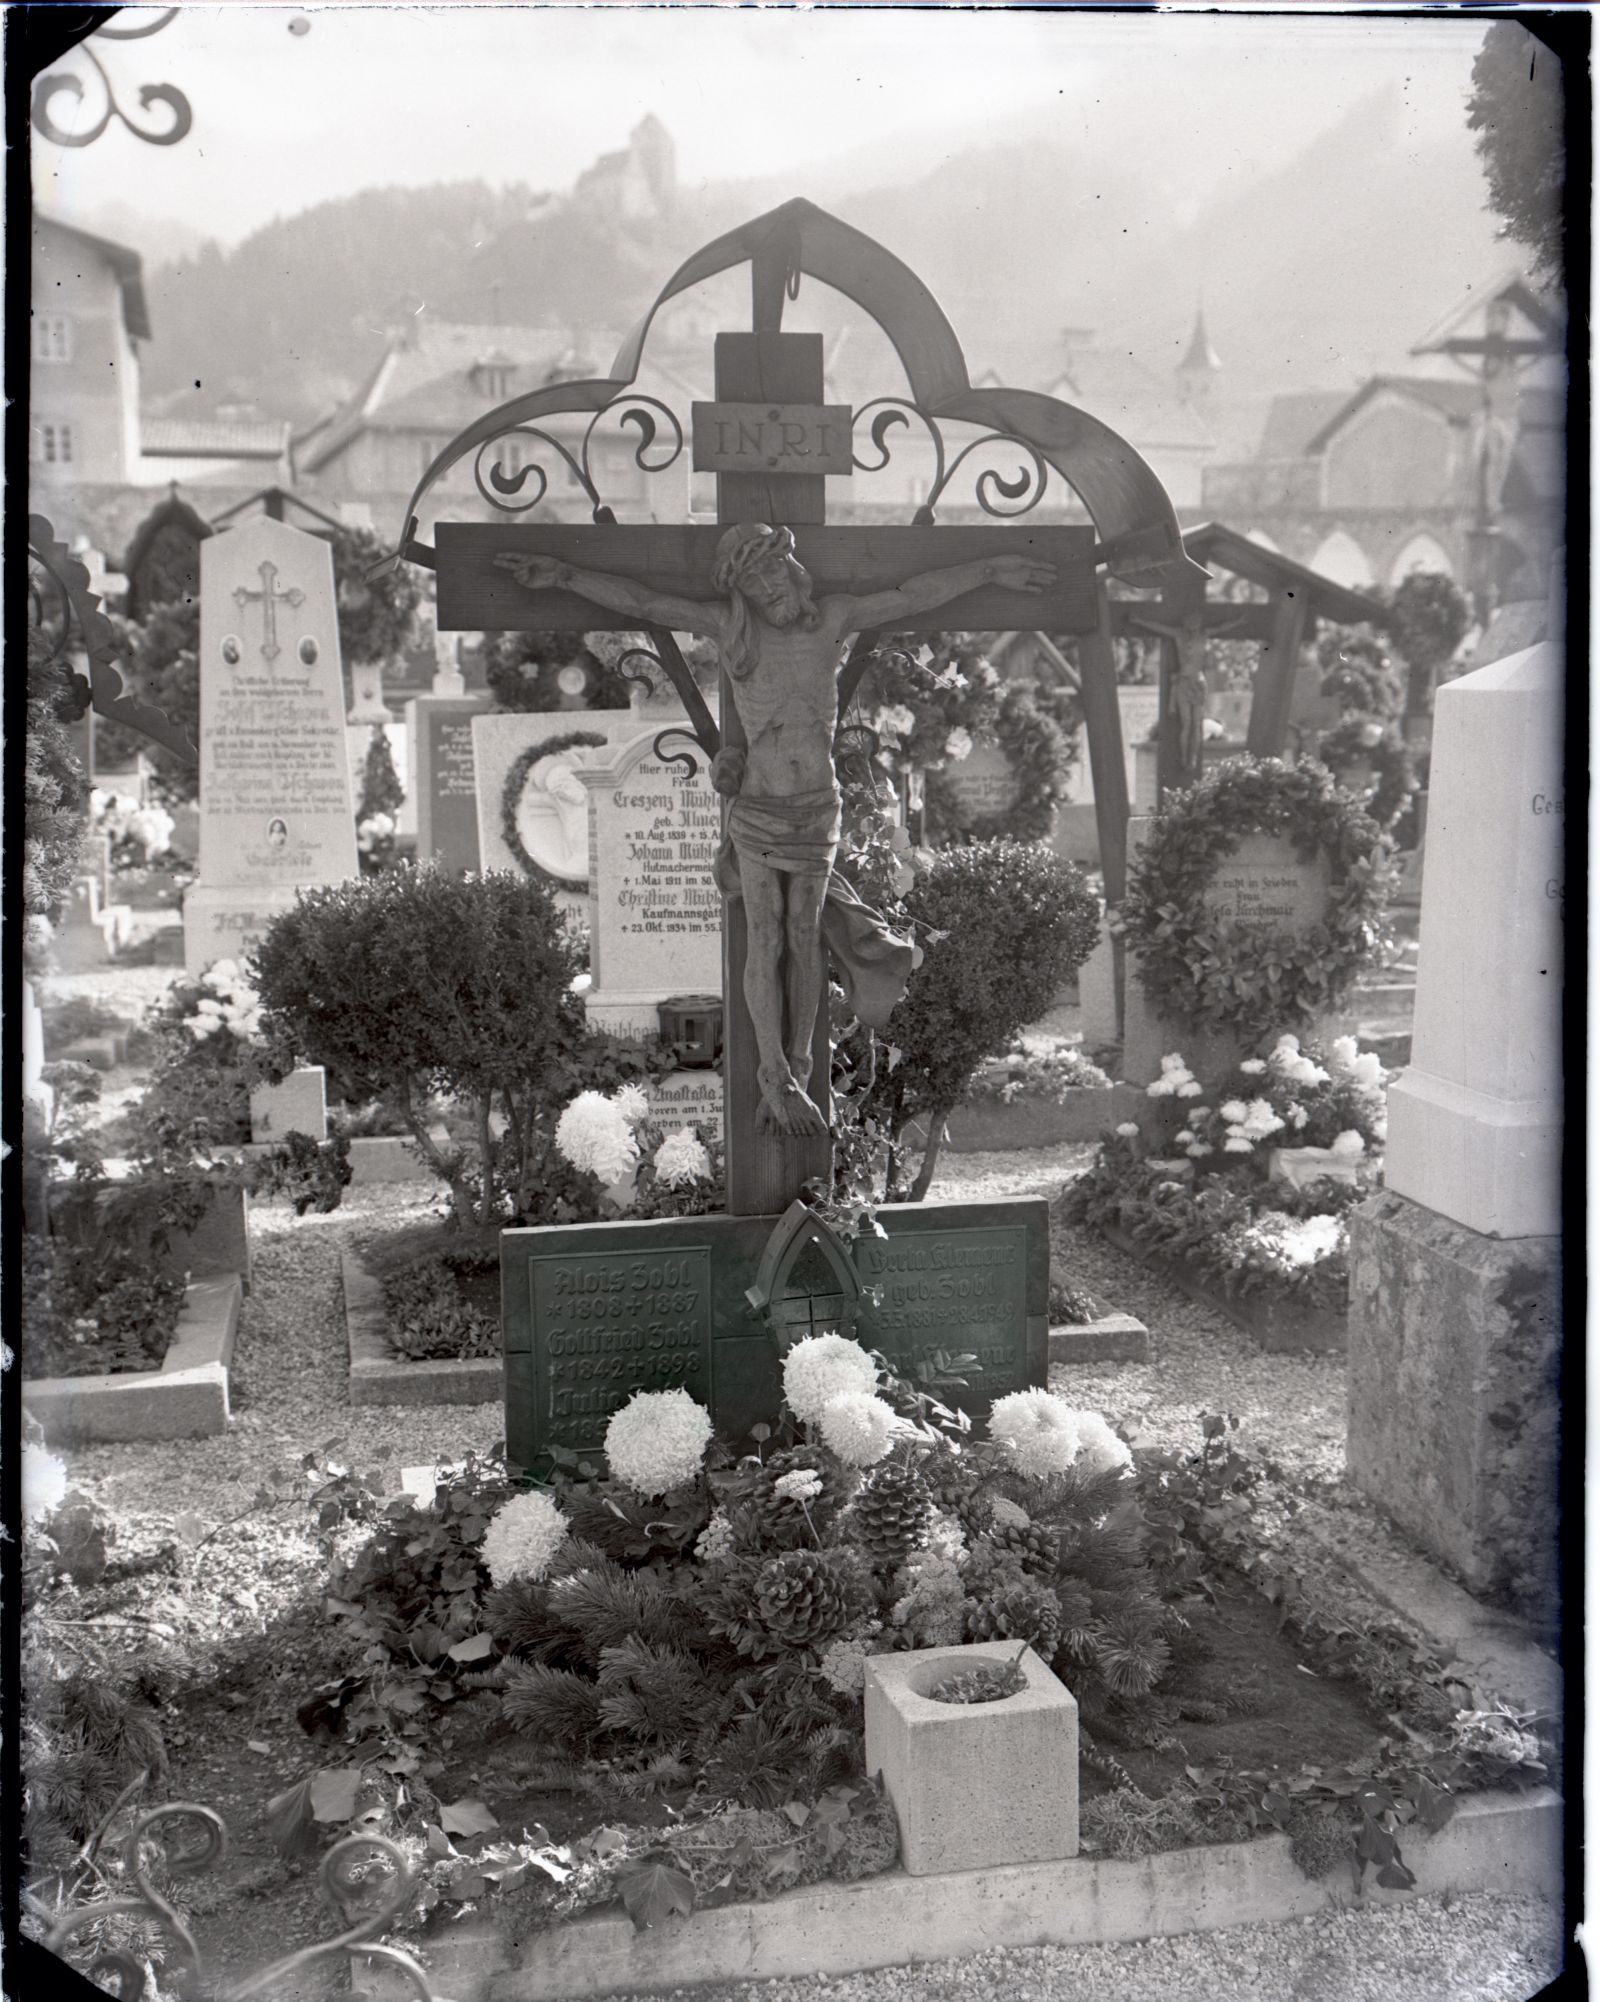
(1328, 1036, 1360, 1071)
(695, 1509, 735, 1563)
(1073, 1411, 1134, 1477)
(944, 726, 974, 762)
(1288, 1105, 1310, 1130)
(820, 1392, 900, 1468)
(1271, 1035, 1302, 1059)
(22, 1442, 68, 1525)
(555, 1090, 640, 1184)
(1331, 1129, 1366, 1159)
(1239, 1058, 1267, 1075)
(782, 1333, 879, 1425)
(988, 1495, 1031, 1531)
(604, 1387, 713, 1497)
(652, 1127, 711, 1189)
(1240, 1098, 1286, 1140)
(612, 1082, 651, 1126)
(1351, 1052, 1384, 1090)
(692, 1513, 736, 1561)
(773, 1468, 824, 1504)
(480, 1489, 569, 1586)
(1114, 1121, 1140, 1138)
(1372, 1117, 1388, 1143)
(1223, 1135, 1255, 1153)
(1220, 1099, 1248, 1124)
(1176, 1080, 1203, 1098)
(1270, 1214, 1346, 1266)
(987, 1389, 1082, 1478)
(208, 959, 241, 986)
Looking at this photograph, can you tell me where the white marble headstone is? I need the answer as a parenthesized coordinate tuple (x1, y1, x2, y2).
(1383, 641, 1563, 1237)
(569, 727, 722, 1039)
(184, 517, 357, 971)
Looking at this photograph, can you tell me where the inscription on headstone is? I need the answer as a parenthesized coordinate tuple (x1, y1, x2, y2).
(648, 1068, 724, 1136)
(530, 1244, 714, 1456)
(857, 1224, 1032, 1397)
(502, 1202, 1047, 1477)
(940, 740, 1022, 829)
(1203, 832, 1330, 932)
(572, 729, 723, 1037)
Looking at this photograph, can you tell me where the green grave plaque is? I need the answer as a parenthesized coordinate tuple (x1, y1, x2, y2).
(502, 1200, 1048, 1478)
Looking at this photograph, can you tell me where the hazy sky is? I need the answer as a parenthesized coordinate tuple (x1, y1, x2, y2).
(35, 4, 1488, 247)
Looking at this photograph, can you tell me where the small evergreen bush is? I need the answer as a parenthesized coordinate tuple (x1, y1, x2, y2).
(837, 840, 1100, 1196)
(253, 867, 665, 1227)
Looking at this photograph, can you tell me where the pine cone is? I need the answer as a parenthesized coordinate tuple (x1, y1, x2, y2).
(987, 1520, 1061, 1579)
(849, 1463, 931, 1567)
(754, 1550, 866, 1648)
(923, 1461, 986, 1541)
(963, 1580, 1063, 1658)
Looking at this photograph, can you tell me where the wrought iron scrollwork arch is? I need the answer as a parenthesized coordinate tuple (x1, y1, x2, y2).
(31, 9, 193, 149)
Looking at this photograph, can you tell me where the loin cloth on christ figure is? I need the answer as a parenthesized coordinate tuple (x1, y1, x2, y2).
(496, 523, 1054, 1138)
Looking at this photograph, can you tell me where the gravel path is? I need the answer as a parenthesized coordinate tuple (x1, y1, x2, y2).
(596, 1893, 1567, 2002)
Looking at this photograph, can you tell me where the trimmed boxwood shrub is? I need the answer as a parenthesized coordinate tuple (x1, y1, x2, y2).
(841, 840, 1101, 1195)
(253, 867, 663, 1227)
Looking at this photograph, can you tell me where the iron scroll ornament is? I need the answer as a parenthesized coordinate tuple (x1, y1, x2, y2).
(40, 1802, 439, 2000)
(474, 397, 686, 520)
(379, 197, 1206, 594)
(31, 8, 193, 149)
(850, 398, 1050, 522)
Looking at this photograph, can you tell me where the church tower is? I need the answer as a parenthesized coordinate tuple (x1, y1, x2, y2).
(1176, 305, 1222, 406)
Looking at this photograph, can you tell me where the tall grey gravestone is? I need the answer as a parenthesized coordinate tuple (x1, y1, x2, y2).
(184, 518, 358, 971)
(1346, 637, 1563, 1605)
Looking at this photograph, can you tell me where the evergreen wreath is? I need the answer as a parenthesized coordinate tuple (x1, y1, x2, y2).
(1119, 756, 1391, 1037)
(500, 731, 608, 890)
(923, 686, 1069, 844)
(1315, 716, 1417, 831)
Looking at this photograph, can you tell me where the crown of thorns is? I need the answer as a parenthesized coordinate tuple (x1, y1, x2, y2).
(711, 522, 798, 594)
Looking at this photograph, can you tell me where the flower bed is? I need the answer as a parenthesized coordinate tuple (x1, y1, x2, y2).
(1062, 1034, 1388, 1347)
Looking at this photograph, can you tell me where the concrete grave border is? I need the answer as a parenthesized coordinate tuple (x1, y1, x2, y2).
(343, 1252, 502, 1407)
(22, 1276, 243, 1444)
(356, 1787, 1561, 2002)
(910, 1081, 1147, 1154)
(1049, 1297, 1151, 1364)
(1100, 1221, 1346, 1354)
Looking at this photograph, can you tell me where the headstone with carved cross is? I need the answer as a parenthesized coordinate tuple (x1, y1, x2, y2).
(184, 516, 358, 971)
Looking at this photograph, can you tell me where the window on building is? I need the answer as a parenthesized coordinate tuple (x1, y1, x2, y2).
(32, 421, 75, 466)
(33, 315, 73, 362)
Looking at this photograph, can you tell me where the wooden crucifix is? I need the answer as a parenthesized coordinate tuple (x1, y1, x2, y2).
(434, 332, 1103, 1215)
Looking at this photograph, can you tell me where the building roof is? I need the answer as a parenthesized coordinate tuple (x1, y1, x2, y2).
(1256, 391, 1353, 460)
(1302, 376, 1483, 455)
(141, 418, 291, 460)
(297, 314, 712, 473)
(34, 212, 151, 341)
(967, 335, 1215, 452)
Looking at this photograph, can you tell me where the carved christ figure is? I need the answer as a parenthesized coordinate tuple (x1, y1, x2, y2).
(1128, 606, 1252, 780)
(497, 525, 1055, 1137)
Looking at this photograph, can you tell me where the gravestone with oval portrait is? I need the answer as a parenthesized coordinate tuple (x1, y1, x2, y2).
(469, 709, 666, 921)
(183, 516, 358, 972)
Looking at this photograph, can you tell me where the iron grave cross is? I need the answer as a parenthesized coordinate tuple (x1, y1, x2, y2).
(434, 331, 1100, 1215)
(234, 559, 306, 663)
